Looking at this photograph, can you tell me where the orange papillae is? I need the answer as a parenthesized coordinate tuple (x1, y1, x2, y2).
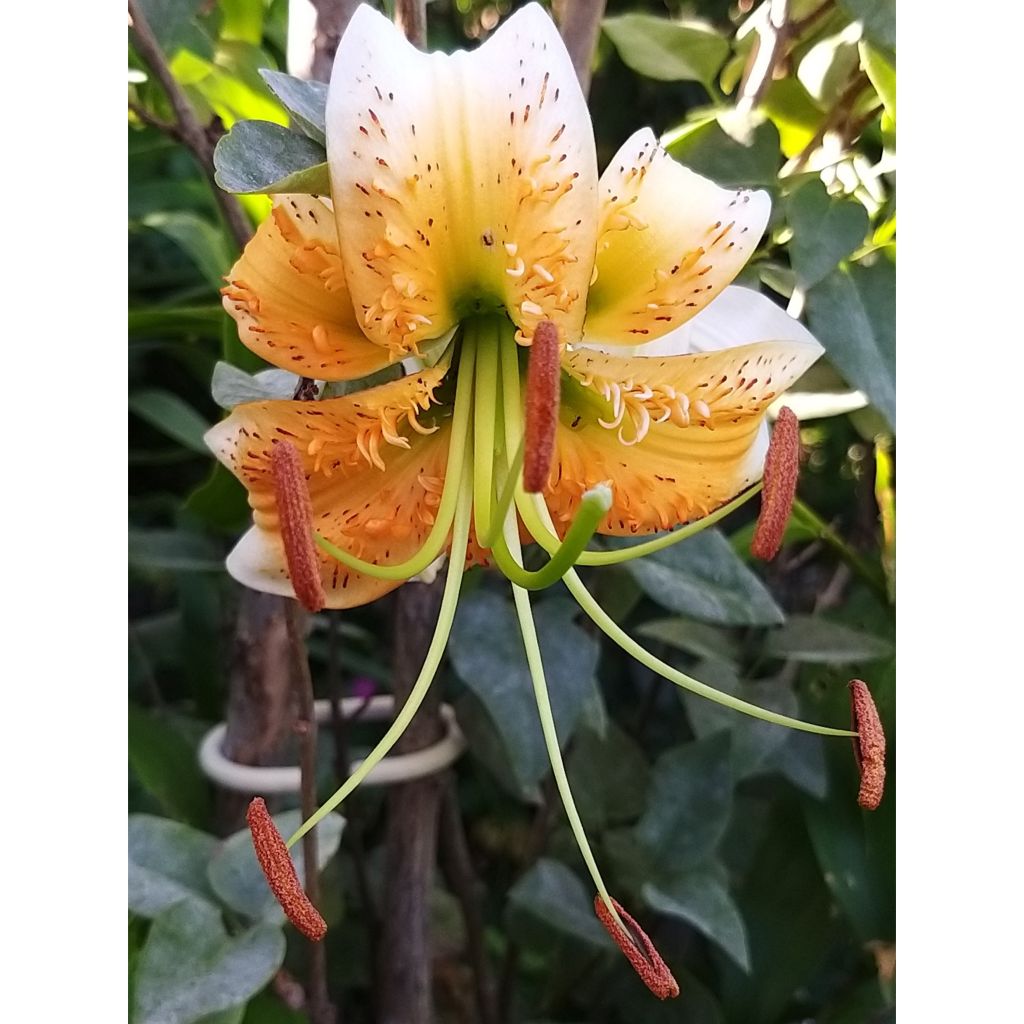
(270, 441, 327, 612)
(523, 320, 561, 492)
(594, 895, 679, 1000)
(849, 680, 886, 810)
(751, 405, 800, 560)
(247, 798, 327, 941)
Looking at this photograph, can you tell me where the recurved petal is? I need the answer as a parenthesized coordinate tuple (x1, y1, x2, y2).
(223, 195, 393, 381)
(205, 366, 453, 608)
(547, 336, 821, 534)
(584, 129, 769, 347)
(326, 3, 598, 353)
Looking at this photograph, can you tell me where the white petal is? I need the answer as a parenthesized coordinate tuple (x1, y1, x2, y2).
(326, 3, 598, 351)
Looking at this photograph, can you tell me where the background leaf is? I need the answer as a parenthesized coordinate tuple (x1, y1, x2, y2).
(214, 121, 329, 194)
(603, 14, 729, 88)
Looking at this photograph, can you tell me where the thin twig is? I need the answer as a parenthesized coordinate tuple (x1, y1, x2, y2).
(128, 100, 179, 139)
(439, 781, 500, 1024)
(286, 604, 336, 1024)
(788, 70, 871, 173)
(128, 0, 252, 250)
(557, 0, 608, 97)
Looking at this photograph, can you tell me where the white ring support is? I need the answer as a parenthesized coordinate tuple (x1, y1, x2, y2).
(198, 695, 465, 795)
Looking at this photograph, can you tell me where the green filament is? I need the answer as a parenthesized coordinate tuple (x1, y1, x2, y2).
(313, 340, 476, 582)
(286, 464, 475, 849)
(471, 319, 502, 546)
(502, 506, 624, 932)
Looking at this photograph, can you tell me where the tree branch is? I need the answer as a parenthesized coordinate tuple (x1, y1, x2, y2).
(128, 0, 252, 251)
(557, 0, 607, 97)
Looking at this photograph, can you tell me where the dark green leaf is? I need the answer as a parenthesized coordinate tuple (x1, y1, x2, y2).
(636, 617, 740, 665)
(184, 462, 250, 533)
(214, 121, 329, 195)
(603, 14, 729, 87)
(448, 591, 598, 792)
(129, 528, 225, 573)
(207, 810, 345, 925)
(805, 252, 896, 429)
(142, 211, 233, 289)
(128, 813, 219, 917)
(130, 388, 212, 453)
(136, 0, 213, 59)
(129, 305, 225, 336)
(664, 119, 781, 188)
(567, 721, 651, 829)
(644, 863, 750, 971)
(129, 706, 212, 826)
(260, 70, 328, 144)
(619, 529, 784, 626)
(787, 180, 869, 288)
(133, 898, 285, 1024)
(764, 614, 894, 663)
(634, 734, 733, 871)
(860, 40, 896, 120)
(839, 0, 896, 52)
(507, 858, 613, 948)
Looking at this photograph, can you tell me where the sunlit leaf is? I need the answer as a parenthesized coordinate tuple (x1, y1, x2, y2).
(603, 14, 729, 88)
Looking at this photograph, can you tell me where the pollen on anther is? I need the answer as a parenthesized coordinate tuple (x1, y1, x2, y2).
(247, 798, 327, 942)
(849, 680, 886, 810)
(270, 442, 327, 612)
(751, 406, 800, 561)
(523, 320, 560, 492)
(594, 896, 679, 1000)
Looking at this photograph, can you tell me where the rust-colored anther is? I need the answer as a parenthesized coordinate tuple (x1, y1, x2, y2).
(751, 405, 801, 560)
(270, 441, 326, 612)
(594, 895, 679, 1000)
(849, 679, 886, 810)
(247, 797, 327, 941)
(523, 320, 561, 493)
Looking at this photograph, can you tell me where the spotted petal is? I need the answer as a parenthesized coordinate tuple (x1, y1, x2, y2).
(326, 3, 598, 355)
(547, 335, 822, 534)
(223, 196, 394, 380)
(584, 129, 770, 347)
(205, 366, 453, 608)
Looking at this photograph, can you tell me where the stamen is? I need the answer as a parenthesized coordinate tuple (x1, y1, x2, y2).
(849, 679, 886, 810)
(246, 797, 327, 942)
(594, 895, 679, 1000)
(524, 320, 560, 492)
(270, 441, 326, 612)
(751, 406, 800, 560)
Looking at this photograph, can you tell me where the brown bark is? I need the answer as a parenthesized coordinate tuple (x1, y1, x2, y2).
(379, 578, 447, 1024)
(556, 0, 608, 97)
(310, 0, 364, 82)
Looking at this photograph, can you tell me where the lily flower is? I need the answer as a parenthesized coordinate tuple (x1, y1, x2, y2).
(207, 2, 857, 996)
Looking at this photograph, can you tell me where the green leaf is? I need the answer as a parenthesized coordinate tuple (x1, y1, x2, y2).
(129, 305, 225, 336)
(214, 121, 329, 195)
(797, 26, 863, 106)
(130, 388, 212, 453)
(805, 252, 895, 430)
(448, 591, 599, 792)
(221, 0, 263, 44)
(760, 78, 824, 158)
(680, 659, 799, 780)
(603, 14, 729, 88)
(136, 0, 213, 59)
(567, 721, 651, 829)
(207, 809, 345, 926)
(128, 813, 219, 917)
(636, 618, 740, 666)
(663, 119, 781, 188)
(634, 734, 733, 871)
(129, 528, 225, 573)
(787, 180, 869, 288)
(211, 362, 301, 408)
(129, 706, 212, 826)
(507, 858, 613, 948)
(142, 211, 233, 289)
(860, 40, 895, 120)
(133, 898, 285, 1024)
(184, 462, 250, 533)
(644, 864, 750, 971)
(764, 614, 893, 663)
(619, 529, 784, 627)
(839, 0, 896, 52)
(259, 70, 328, 144)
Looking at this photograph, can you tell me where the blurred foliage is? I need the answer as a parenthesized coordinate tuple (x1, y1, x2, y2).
(129, 0, 895, 1021)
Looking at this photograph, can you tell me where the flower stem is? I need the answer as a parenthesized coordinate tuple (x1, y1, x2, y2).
(314, 342, 474, 581)
(471, 319, 502, 546)
(286, 456, 475, 848)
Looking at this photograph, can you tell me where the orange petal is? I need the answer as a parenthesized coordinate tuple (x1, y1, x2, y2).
(206, 366, 453, 609)
(546, 339, 819, 533)
(223, 195, 394, 381)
